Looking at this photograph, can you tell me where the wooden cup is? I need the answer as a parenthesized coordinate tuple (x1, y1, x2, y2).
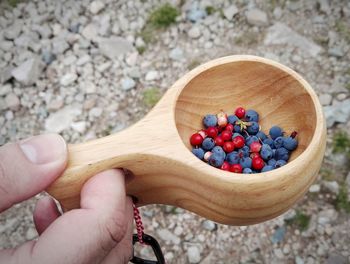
(47, 55, 326, 225)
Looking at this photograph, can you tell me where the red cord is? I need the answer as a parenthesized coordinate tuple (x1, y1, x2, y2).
(133, 203, 145, 244)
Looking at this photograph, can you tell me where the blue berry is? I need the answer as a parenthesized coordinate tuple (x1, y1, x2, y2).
(226, 151, 240, 164)
(247, 121, 259, 135)
(243, 168, 253, 174)
(269, 126, 283, 140)
(202, 138, 215, 151)
(246, 135, 259, 146)
(245, 109, 259, 122)
(275, 160, 287, 168)
(203, 114, 217, 128)
(256, 131, 267, 141)
(275, 147, 289, 161)
(274, 137, 284, 149)
(227, 115, 239, 125)
(234, 125, 242, 133)
(240, 157, 252, 169)
(192, 148, 204, 159)
(268, 159, 277, 167)
(261, 165, 274, 172)
(241, 146, 250, 157)
(260, 144, 273, 161)
(209, 153, 225, 167)
(283, 137, 298, 151)
(263, 138, 275, 148)
(212, 146, 226, 159)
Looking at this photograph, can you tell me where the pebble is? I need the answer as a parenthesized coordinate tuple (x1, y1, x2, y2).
(324, 99, 350, 127)
(309, 184, 321, 193)
(41, 50, 56, 65)
(246, 9, 269, 26)
(295, 256, 305, 264)
(99, 37, 135, 60)
(157, 229, 181, 245)
(145, 70, 159, 81)
(121, 77, 136, 91)
(52, 39, 70, 54)
(0, 84, 12, 96)
(45, 106, 81, 133)
(322, 180, 339, 194)
(187, 246, 201, 263)
(283, 244, 290, 254)
(188, 26, 201, 39)
(90, 0, 105, 14)
(60, 73, 78, 86)
(169, 47, 184, 61)
(174, 226, 183, 236)
(328, 47, 344, 58)
(76, 55, 91, 66)
(5, 93, 20, 110)
(271, 226, 286, 244)
(48, 98, 64, 111)
(274, 248, 284, 259)
(89, 107, 103, 118)
(11, 57, 43, 85)
(202, 220, 217, 231)
(71, 121, 87, 133)
(223, 5, 238, 20)
(187, 7, 206, 23)
(0, 67, 13, 84)
(82, 23, 99, 41)
(326, 253, 347, 264)
(319, 94, 333, 106)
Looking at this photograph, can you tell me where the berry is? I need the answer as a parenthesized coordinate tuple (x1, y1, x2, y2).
(275, 159, 287, 168)
(243, 168, 253, 174)
(261, 165, 274, 172)
(225, 123, 234, 132)
(241, 145, 250, 156)
(267, 159, 277, 167)
(190, 133, 203, 146)
(269, 126, 283, 140)
(250, 152, 260, 159)
(198, 130, 207, 139)
(226, 151, 240, 164)
(256, 131, 267, 141)
(202, 137, 215, 151)
(275, 147, 289, 161)
(221, 130, 232, 141)
(245, 109, 259, 122)
(221, 161, 230, 171)
(229, 164, 243, 173)
(206, 127, 218, 138)
(233, 124, 242, 133)
(274, 136, 284, 149)
(235, 107, 246, 119)
(250, 141, 262, 153)
(203, 114, 217, 128)
(283, 137, 298, 151)
(247, 121, 259, 135)
(209, 153, 225, 167)
(240, 157, 252, 169)
(192, 148, 204, 159)
(212, 146, 226, 158)
(260, 144, 273, 161)
(217, 111, 228, 127)
(252, 157, 265, 170)
(263, 138, 275, 148)
(214, 136, 224, 146)
(232, 135, 245, 148)
(223, 141, 235, 153)
(232, 132, 241, 139)
(204, 151, 212, 161)
(246, 135, 259, 146)
(227, 115, 239, 125)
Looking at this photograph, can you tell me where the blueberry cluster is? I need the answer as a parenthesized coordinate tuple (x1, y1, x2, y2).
(189, 107, 298, 174)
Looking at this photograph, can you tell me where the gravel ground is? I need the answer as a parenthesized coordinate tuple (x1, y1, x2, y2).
(1, 0, 350, 263)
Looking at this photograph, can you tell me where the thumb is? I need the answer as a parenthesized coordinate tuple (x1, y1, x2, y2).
(0, 134, 67, 212)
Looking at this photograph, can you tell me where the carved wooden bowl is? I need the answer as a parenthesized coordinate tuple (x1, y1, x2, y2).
(47, 55, 326, 225)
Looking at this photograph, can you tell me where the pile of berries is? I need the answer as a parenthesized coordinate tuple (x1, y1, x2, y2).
(190, 107, 298, 174)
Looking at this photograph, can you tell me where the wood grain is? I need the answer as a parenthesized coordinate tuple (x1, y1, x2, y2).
(47, 55, 326, 225)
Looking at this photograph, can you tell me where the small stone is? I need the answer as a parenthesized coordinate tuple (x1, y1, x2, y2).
(271, 226, 286, 244)
(319, 0, 330, 14)
(273, 7, 283, 19)
(128, 68, 141, 79)
(121, 77, 136, 91)
(76, 55, 91, 66)
(89, 107, 103, 118)
(0, 84, 12, 96)
(246, 9, 269, 26)
(336, 93, 347, 101)
(187, 246, 201, 263)
(187, 7, 206, 22)
(157, 229, 180, 245)
(11, 57, 43, 85)
(42, 50, 56, 65)
(188, 26, 201, 39)
(318, 209, 338, 225)
(90, 0, 105, 14)
(71, 121, 86, 133)
(5, 110, 14, 120)
(328, 47, 344, 58)
(0, 40, 14, 52)
(322, 180, 339, 194)
(346, 172, 350, 190)
(83, 82, 97, 94)
(223, 5, 238, 20)
(0, 67, 13, 84)
(60, 73, 78, 86)
(52, 39, 70, 54)
(283, 244, 290, 254)
(126, 52, 138, 66)
(309, 184, 321, 193)
(82, 23, 99, 41)
(174, 226, 183, 236)
(164, 252, 174, 261)
(202, 220, 217, 231)
(145, 70, 159, 81)
(45, 106, 81, 133)
(283, 209, 296, 221)
(319, 94, 332, 106)
(48, 98, 64, 111)
(5, 93, 20, 110)
(98, 37, 135, 60)
(96, 62, 111, 72)
(169, 47, 184, 61)
(4, 22, 22, 39)
(274, 248, 284, 259)
(295, 256, 304, 264)
(326, 254, 347, 264)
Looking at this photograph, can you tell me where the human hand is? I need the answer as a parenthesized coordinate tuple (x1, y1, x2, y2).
(0, 134, 133, 264)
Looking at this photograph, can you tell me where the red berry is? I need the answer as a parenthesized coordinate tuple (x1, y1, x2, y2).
(232, 135, 245, 148)
(225, 123, 234, 131)
(221, 130, 232, 141)
(214, 136, 224, 146)
(204, 151, 212, 161)
(229, 164, 243, 173)
(190, 133, 203, 146)
(221, 161, 230, 171)
(250, 152, 260, 159)
(252, 157, 264, 170)
(250, 142, 262, 153)
(198, 130, 207, 139)
(223, 141, 235, 153)
(206, 126, 218, 138)
(235, 107, 246, 119)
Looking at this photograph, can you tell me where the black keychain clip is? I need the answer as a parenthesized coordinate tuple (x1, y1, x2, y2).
(130, 233, 165, 264)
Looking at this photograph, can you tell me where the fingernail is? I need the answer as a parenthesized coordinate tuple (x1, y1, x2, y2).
(20, 134, 67, 164)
